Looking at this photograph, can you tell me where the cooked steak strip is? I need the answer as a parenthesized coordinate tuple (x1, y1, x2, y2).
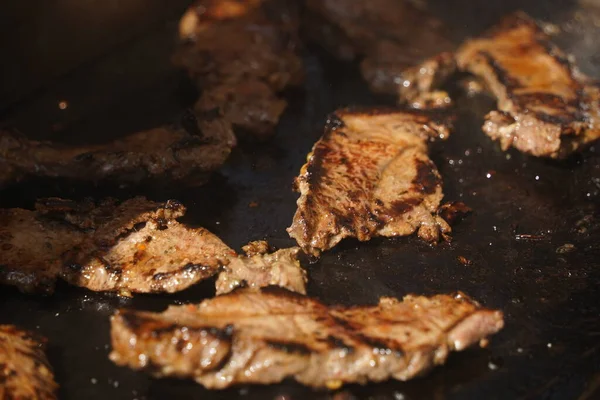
(456, 12, 600, 158)
(288, 108, 452, 257)
(0, 112, 235, 188)
(174, 0, 304, 139)
(0, 198, 307, 296)
(109, 287, 504, 389)
(304, 0, 455, 100)
(0, 325, 58, 400)
(0, 197, 233, 294)
(216, 241, 307, 295)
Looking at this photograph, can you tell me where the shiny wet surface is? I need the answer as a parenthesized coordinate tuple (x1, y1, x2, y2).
(1, 1, 599, 399)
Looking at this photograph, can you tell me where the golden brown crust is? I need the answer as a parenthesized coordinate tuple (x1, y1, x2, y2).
(456, 11, 600, 158)
(287, 108, 452, 256)
(0, 197, 235, 294)
(109, 288, 504, 389)
(0, 325, 58, 400)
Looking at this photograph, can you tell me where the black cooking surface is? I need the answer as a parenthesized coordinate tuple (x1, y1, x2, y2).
(1, 1, 599, 399)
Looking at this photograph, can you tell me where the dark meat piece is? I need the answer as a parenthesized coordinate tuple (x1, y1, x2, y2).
(304, 0, 455, 99)
(456, 12, 600, 158)
(0, 113, 235, 188)
(216, 241, 307, 295)
(0, 198, 307, 296)
(287, 108, 452, 256)
(109, 287, 504, 389)
(0, 325, 58, 400)
(174, 0, 304, 139)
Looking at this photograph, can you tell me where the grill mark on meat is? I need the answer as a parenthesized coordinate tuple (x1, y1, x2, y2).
(354, 334, 404, 356)
(288, 108, 454, 256)
(109, 288, 504, 389)
(322, 335, 355, 353)
(455, 11, 600, 158)
(0, 325, 58, 400)
(412, 159, 441, 195)
(266, 340, 313, 355)
(478, 51, 520, 92)
(388, 197, 422, 215)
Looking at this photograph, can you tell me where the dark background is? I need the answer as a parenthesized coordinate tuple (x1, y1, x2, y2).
(1, 1, 599, 399)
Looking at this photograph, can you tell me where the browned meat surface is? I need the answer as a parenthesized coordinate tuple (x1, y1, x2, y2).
(109, 287, 504, 389)
(456, 12, 600, 158)
(0, 325, 58, 400)
(0, 198, 307, 296)
(0, 197, 234, 294)
(174, 0, 304, 139)
(0, 111, 235, 188)
(287, 108, 452, 257)
(304, 0, 455, 99)
(216, 241, 307, 295)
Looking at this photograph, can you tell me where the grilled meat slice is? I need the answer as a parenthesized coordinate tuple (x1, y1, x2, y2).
(110, 287, 504, 389)
(287, 108, 452, 257)
(0, 112, 235, 188)
(456, 12, 600, 158)
(0, 197, 234, 294)
(304, 0, 454, 99)
(0, 325, 58, 400)
(216, 241, 307, 295)
(174, 0, 304, 139)
(0, 198, 307, 296)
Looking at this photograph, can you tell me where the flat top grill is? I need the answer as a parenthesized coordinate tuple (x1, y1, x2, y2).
(1, 1, 599, 399)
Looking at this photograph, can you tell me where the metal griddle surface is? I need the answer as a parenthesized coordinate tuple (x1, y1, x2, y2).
(1, 1, 599, 399)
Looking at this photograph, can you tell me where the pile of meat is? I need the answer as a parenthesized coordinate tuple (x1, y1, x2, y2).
(4, 0, 599, 395)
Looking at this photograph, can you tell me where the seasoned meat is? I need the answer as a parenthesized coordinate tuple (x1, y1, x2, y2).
(216, 241, 307, 295)
(287, 108, 452, 257)
(0, 325, 58, 400)
(0, 111, 235, 188)
(0, 198, 307, 296)
(109, 287, 504, 389)
(174, 0, 304, 139)
(0, 197, 233, 295)
(456, 12, 600, 158)
(304, 0, 455, 99)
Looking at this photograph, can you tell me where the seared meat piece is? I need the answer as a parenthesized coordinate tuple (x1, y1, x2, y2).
(216, 241, 307, 295)
(174, 0, 304, 139)
(0, 198, 307, 296)
(304, 0, 455, 99)
(288, 108, 452, 257)
(0, 325, 58, 400)
(0, 197, 234, 295)
(110, 287, 504, 389)
(456, 12, 600, 158)
(0, 112, 235, 188)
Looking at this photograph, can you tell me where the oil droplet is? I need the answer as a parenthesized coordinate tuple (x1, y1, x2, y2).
(58, 101, 68, 110)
